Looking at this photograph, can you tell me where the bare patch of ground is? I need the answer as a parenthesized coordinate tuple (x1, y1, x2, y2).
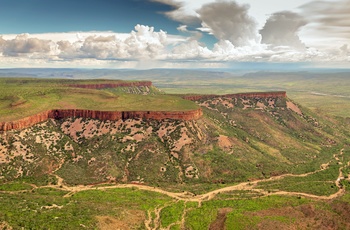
(256, 101, 266, 110)
(217, 135, 233, 150)
(97, 210, 145, 230)
(268, 98, 275, 107)
(209, 208, 233, 230)
(287, 101, 303, 115)
(0, 221, 13, 230)
(241, 98, 252, 110)
(173, 127, 192, 152)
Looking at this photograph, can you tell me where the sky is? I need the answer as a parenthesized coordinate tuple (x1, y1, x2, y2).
(0, 0, 349, 69)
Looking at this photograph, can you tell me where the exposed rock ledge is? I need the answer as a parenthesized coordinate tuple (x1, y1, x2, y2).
(182, 91, 287, 101)
(0, 108, 203, 132)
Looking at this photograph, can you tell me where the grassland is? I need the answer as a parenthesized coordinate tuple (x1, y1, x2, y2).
(0, 78, 198, 121)
(256, 165, 340, 196)
(1, 71, 350, 229)
(0, 187, 172, 229)
(2, 69, 350, 118)
(1, 183, 350, 229)
(156, 71, 350, 118)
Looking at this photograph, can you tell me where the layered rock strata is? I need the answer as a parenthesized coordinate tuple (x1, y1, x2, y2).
(0, 108, 203, 131)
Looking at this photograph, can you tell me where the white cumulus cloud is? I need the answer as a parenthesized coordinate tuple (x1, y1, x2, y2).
(0, 34, 53, 57)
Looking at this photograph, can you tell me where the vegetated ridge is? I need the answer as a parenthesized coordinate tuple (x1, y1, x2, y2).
(0, 80, 286, 131)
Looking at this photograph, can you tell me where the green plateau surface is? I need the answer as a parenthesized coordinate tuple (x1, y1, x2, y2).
(0, 78, 198, 121)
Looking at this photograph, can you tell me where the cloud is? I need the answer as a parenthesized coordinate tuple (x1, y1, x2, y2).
(0, 18, 349, 69)
(151, 0, 204, 24)
(0, 34, 53, 57)
(177, 25, 203, 41)
(212, 40, 271, 61)
(74, 24, 169, 60)
(300, 0, 350, 28)
(123, 24, 168, 59)
(170, 40, 212, 60)
(298, 0, 350, 48)
(79, 35, 119, 59)
(260, 11, 306, 50)
(197, 1, 260, 46)
(0, 26, 171, 64)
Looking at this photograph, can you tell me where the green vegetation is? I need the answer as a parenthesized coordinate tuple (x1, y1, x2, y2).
(0, 187, 171, 229)
(0, 78, 198, 121)
(2, 185, 350, 229)
(0, 182, 33, 191)
(257, 165, 340, 196)
(1, 74, 350, 229)
(185, 196, 308, 229)
(160, 201, 185, 228)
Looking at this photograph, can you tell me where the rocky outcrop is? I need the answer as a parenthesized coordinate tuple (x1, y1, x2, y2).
(50, 109, 203, 121)
(182, 91, 287, 101)
(0, 108, 203, 132)
(67, 81, 152, 89)
(0, 111, 51, 131)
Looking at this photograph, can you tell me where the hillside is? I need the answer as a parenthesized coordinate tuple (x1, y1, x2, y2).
(1, 79, 350, 229)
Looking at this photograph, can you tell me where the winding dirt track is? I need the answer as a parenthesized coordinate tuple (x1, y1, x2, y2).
(2, 149, 347, 203)
(1, 149, 347, 230)
(54, 148, 345, 202)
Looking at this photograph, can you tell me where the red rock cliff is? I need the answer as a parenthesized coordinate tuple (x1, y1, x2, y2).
(0, 111, 51, 131)
(0, 108, 203, 132)
(67, 81, 152, 89)
(182, 91, 287, 101)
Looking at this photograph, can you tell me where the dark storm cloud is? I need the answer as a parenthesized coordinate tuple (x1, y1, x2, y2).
(260, 11, 306, 49)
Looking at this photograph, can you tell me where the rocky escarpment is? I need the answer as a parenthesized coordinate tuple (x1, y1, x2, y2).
(67, 81, 152, 89)
(182, 91, 286, 101)
(0, 91, 286, 132)
(0, 109, 203, 132)
(0, 111, 51, 132)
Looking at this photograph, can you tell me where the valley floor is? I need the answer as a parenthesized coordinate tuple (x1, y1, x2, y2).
(1, 148, 349, 229)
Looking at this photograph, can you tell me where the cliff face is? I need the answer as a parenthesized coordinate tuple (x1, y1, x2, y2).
(182, 91, 287, 101)
(0, 108, 203, 132)
(50, 109, 202, 121)
(0, 111, 51, 131)
(0, 91, 285, 132)
(67, 81, 152, 89)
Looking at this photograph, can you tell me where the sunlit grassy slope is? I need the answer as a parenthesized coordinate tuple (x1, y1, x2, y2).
(0, 78, 198, 121)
